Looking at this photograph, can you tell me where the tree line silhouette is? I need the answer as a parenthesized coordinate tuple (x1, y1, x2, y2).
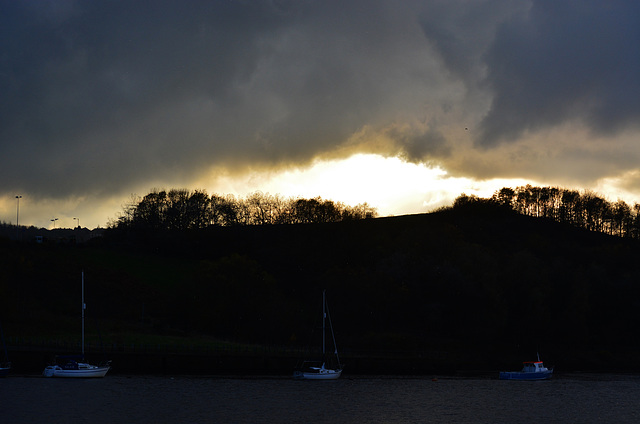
(109, 189, 378, 231)
(455, 185, 640, 239)
(5, 185, 640, 372)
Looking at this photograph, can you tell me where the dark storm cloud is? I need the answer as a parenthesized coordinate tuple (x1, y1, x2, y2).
(2, 0, 639, 207)
(477, 0, 640, 146)
(419, 0, 523, 86)
(1, 0, 441, 200)
(1, 0, 286, 197)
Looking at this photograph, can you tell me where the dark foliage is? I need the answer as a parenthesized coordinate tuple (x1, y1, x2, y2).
(3, 200, 640, 370)
(470, 184, 640, 239)
(108, 189, 377, 231)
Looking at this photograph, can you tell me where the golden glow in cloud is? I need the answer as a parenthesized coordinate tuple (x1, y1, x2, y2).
(4, 153, 639, 230)
(209, 154, 535, 217)
(0, 154, 529, 229)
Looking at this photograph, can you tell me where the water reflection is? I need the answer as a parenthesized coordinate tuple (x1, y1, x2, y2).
(4, 374, 640, 423)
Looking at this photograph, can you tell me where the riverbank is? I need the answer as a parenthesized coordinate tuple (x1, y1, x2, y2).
(7, 343, 640, 377)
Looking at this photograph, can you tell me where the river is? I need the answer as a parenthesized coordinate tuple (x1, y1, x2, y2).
(2, 374, 640, 423)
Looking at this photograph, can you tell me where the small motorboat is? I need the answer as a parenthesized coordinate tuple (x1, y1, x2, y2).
(499, 355, 553, 380)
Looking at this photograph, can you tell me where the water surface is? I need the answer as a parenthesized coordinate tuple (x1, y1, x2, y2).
(3, 374, 639, 423)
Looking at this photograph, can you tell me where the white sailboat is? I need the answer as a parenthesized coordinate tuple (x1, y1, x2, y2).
(43, 271, 110, 378)
(294, 290, 342, 380)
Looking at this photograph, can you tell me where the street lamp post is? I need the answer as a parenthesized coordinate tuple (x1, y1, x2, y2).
(51, 218, 58, 229)
(73, 217, 80, 229)
(15, 195, 22, 240)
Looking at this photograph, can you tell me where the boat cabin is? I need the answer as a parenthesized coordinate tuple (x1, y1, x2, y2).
(521, 361, 547, 372)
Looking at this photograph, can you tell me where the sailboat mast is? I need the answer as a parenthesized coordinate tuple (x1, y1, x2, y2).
(81, 271, 85, 358)
(322, 289, 326, 357)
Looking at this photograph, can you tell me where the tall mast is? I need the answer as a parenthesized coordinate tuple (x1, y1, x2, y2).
(81, 271, 85, 358)
(326, 297, 341, 368)
(322, 289, 326, 357)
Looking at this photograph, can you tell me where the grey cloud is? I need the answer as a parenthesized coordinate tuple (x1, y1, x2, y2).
(3, 0, 639, 211)
(386, 123, 451, 162)
(2, 0, 450, 200)
(1, 1, 286, 194)
(419, 0, 527, 85)
(419, 0, 640, 146)
(478, 0, 640, 146)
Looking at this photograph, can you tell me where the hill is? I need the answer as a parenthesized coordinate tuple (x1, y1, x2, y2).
(2, 202, 640, 373)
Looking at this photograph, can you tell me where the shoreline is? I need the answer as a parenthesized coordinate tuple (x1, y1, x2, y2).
(7, 346, 640, 377)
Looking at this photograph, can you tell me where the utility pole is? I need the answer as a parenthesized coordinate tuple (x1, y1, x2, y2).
(15, 195, 22, 241)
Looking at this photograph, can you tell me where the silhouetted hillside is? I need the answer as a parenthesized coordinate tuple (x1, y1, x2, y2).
(3, 201, 640, 372)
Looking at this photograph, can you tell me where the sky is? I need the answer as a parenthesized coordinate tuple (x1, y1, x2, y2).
(1, 0, 639, 229)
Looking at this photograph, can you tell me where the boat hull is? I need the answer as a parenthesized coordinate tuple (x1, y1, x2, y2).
(0, 366, 10, 377)
(43, 365, 110, 378)
(294, 369, 342, 380)
(499, 370, 553, 380)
